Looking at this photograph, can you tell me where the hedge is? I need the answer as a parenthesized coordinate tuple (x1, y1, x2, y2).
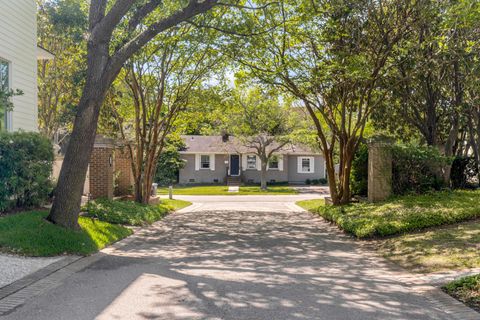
(0, 131, 53, 212)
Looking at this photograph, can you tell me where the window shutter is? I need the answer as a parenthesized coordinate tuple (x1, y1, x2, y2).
(242, 154, 247, 171)
(297, 157, 302, 173)
(210, 154, 215, 171)
(256, 155, 261, 171)
(279, 155, 284, 171)
(195, 154, 200, 171)
(310, 156, 315, 173)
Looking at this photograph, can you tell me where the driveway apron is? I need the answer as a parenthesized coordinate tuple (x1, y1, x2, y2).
(1, 195, 469, 320)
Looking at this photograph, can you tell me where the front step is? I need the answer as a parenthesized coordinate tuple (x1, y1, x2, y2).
(227, 176, 241, 186)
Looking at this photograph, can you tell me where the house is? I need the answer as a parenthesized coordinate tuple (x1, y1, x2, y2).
(0, 0, 53, 132)
(179, 135, 326, 185)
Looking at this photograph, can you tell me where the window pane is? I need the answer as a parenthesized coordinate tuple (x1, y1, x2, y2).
(247, 155, 256, 169)
(200, 155, 210, 168)
(269, 156, 279, 169)
(0, 60, 9, 132)
(302, 158, 310, 172)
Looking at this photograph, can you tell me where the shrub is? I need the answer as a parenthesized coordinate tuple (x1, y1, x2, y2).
(0, 132, 53, 212)
(83, 198, 170, 226)
(350, 143, 368, 196)
(318, 178, 328, 185)
(451, 156, 478, 189)
(391, 144, 451, 195)
(305, 179, 311, 185)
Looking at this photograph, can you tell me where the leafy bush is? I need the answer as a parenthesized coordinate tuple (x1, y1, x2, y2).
(451, 156, 478, 189)
(391, 144, 451, 195)
(305, 179, 311, 185)
(318, 178, 328, 185)
(350, 143, 368, 196)
(298, 189, 480, 238)
(83, 198, 171, 226)
(155, 137, 185, 185)
(0, 132, 53, 212)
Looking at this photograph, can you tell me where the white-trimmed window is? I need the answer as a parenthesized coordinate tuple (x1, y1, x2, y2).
(297, 156, 315, 173)
(0, 59, 10, 131)
(200, 155, 210, 169)
(246, 155, 257, 169)
(268, 155, 279, 170)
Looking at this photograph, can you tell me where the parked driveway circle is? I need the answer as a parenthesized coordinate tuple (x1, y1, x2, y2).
(2, 193, 470, 320)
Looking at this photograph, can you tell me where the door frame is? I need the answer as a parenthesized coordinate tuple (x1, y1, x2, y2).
(229, 154, 240, 176)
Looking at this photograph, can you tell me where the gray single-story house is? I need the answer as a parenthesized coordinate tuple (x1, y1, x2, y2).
(178, 135, 326, 185)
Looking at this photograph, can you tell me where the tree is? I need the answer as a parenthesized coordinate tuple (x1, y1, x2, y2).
(225, 86, 297, 190)
(48, 0, 222, 229)
(37, 0, 87, 140)
(234, 0, 414, 204)
(104, 24, 219, 204)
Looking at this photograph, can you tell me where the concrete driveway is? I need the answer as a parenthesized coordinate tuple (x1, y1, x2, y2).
(1, 194, 472, 320)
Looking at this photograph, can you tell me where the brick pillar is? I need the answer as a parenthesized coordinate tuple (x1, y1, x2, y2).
(114, 146, 134, 196)
(89, 136, 114, 199)
(368, 139, 392, 202)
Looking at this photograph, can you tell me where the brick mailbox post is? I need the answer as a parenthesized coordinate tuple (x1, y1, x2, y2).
(367, 138, 393, 202)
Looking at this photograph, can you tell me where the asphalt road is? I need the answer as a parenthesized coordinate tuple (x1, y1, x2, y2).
(1, 195, 464, 320)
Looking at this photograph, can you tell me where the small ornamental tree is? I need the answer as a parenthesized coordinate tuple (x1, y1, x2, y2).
(226, 87, 297, 190)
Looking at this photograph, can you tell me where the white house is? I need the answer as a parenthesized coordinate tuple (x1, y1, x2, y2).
(0, 0, 53, 132)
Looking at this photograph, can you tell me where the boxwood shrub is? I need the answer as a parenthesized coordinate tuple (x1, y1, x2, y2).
(0, 132, 53, 212)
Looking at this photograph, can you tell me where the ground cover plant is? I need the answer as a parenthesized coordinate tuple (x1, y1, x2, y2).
(379, 220, 480, 273)
(83, 199, 191, 226)
(296, 190, 480, 238)
(158, 185, 297, 195)
(0, 211, 131, 256)
(443, 274, 480, 313)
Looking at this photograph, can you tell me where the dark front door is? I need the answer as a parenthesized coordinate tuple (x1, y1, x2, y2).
(230, 154, 240, 176)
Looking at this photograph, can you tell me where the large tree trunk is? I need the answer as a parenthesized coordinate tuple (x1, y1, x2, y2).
(260, 161, 268, 190)
(47, 42, 111, 229)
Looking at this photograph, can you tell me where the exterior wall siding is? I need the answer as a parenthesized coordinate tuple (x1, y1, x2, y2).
(287, 155, 326, 183)
(241, 155, 289, 183)
(179, 154, 229, 184)
(0, 0, 38, 131)
(179, 153, 326, 184)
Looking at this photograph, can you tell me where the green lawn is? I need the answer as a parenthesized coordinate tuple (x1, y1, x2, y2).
(83, 198, 192, 226)
(296, 190, 480, 238)
(158, 185, 298, 195)
(379, 220, 480, 273)
(161, 199, 192, 210)
(0, 211, 132, 256)
(443, 274, 480, 312)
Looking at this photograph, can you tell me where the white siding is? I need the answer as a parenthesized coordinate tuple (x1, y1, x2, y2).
(0, 0, 37, 131)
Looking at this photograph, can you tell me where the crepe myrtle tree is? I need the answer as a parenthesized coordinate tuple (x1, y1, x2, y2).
(47, 0, 225, 229)
(234, 0, 415, 204)
(227, 87, 296, 190)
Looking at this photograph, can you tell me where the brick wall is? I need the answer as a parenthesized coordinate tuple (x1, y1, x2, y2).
(114, 147, 134, 196)
(89, 146, 114, 199)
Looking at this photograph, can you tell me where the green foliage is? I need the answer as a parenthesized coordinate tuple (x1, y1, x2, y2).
(37, 0, 88, 138)
(0, 211, 131, 256)
(391, 144, 451, 194)
(443, 274, 480, 312)
(297, 190, 480, 238)
(0, 132, 53, 212)
(451, 156, 478, 189)
(84, 199, 173, 226)
(350, 143, 368, 196)
(0, 88, 23, 131)
(155, 137, 185, 186)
